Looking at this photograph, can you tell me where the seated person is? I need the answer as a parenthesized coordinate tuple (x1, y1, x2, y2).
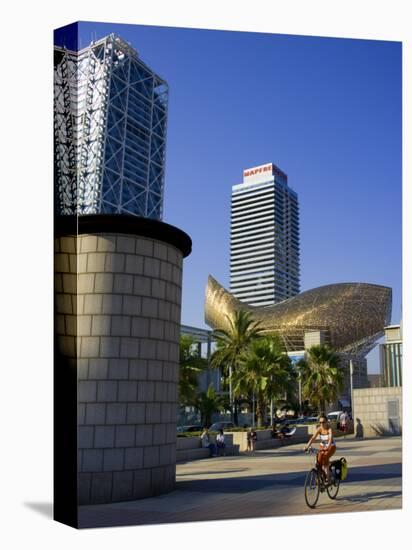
(277, 424, 291, 440)
(281, 424, 290, 435)
(200, 427, 216, 457)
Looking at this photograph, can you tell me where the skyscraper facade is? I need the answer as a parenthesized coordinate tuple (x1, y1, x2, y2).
(230, 163, 300, 306)
(54, 34, 168, 219)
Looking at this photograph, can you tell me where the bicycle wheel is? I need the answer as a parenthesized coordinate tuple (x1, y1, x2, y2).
(304, 468, 320, 508)
(326, 468, 340, 499)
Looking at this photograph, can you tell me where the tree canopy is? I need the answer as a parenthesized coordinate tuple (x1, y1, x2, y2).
(297, 344, 344, 414)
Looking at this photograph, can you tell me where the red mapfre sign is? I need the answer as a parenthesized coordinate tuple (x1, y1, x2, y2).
(243, 164, 273, 178)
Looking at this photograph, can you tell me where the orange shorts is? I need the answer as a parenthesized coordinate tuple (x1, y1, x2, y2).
(317, 445, 336, 466)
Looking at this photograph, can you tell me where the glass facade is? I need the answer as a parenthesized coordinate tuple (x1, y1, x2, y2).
(54, 34, 168, 218)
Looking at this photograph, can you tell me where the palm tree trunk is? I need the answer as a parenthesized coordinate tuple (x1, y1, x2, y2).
(256, 394, 266, 427)
(234, 398, 239, 426)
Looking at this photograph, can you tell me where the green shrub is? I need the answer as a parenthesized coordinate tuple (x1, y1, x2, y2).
(177, 431, 203, 437)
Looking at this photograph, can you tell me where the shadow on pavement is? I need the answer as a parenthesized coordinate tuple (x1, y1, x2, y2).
(78, 461, 402, 528)
(176, 462, 402, 493)
(242, 450, 303, 458)
(344, 463, 402, 484)
(178, 468, 249, 476)
(337, 490, 402, 504)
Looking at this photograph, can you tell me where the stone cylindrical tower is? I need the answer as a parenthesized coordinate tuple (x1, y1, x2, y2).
(54, 215, 191, 511)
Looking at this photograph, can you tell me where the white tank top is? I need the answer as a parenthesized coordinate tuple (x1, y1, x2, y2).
(319, 432, 335, 447)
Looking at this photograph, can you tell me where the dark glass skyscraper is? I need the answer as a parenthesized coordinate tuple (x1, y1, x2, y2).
(54, 34, 168, 218)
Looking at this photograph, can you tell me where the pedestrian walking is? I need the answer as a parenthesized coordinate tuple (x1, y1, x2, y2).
(339, 411, 349, 437)
(216, 428, 226, 456)
(247, 427, 257, 452)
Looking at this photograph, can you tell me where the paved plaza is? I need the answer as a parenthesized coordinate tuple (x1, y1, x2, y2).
(78, 436, 402, 528)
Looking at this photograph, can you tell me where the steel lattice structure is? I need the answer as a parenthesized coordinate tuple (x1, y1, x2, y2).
(54, 34, 168, 218)
(205, 275, 392, 358)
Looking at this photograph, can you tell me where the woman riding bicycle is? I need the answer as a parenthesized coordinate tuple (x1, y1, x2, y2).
(304, 414, 336, 483)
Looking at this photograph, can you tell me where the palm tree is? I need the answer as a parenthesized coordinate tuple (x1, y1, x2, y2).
(297, 344, 344, 414)
(195, 384, 225, 427)
(179, 335, 208, 406)
(210, 309, 263, 424)
(233, 336, 295, 426)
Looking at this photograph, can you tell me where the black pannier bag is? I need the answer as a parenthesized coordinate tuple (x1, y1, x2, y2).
(330, 458, 348, 480)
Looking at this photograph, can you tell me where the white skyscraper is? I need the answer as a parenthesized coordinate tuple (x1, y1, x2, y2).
(230, 163, 300, 306)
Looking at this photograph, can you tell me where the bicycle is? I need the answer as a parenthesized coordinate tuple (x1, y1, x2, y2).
(303, 447, 340, 508)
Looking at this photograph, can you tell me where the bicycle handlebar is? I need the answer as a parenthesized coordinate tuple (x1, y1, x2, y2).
(304, 447, 316, 454)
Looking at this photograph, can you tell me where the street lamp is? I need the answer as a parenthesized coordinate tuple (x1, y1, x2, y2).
(229, 364, 233, 423)
(349, 359, 354, 413)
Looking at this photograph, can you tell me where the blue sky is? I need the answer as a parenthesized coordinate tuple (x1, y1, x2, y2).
(55, 22, 402, 372)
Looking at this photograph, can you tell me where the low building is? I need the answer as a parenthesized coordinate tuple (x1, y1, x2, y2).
(368, 374, 384, 388)
(379, 324, 402, 387)
(180, 324, 220, 392)
(352, 386, 402, 437)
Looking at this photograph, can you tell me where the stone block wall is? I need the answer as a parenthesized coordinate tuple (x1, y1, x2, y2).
(352, 387, 402, 437)
(55, 232, 184, 504)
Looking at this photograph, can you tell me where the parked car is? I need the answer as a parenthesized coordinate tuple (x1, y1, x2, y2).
(208, 421, 235, 432)
(327, 411, 343, 422)
(176, 425, 203, 433)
